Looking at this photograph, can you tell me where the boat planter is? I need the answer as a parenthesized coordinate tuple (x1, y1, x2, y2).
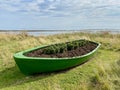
(13, 40, 100, 75)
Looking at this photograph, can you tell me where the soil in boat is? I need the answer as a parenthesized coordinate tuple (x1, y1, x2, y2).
(24, 40, 98, 58)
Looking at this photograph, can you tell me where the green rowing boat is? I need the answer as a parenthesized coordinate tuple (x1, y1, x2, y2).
(13, 40, 100, 75)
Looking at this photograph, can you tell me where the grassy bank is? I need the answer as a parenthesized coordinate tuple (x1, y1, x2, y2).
(0, 32, 120, 90)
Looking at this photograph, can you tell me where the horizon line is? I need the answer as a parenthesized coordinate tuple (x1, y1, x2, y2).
(0, 29, 120, 32)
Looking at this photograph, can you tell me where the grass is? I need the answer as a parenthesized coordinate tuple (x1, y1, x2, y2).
(0, 31, 120, 90)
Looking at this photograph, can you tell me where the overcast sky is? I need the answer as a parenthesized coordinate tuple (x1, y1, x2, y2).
(0, 0, 120, 30)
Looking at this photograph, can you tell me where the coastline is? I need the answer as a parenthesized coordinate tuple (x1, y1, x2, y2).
(0, 29, 120, 36)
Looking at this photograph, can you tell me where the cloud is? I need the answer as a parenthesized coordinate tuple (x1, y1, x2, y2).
(0, 0, 120, 17)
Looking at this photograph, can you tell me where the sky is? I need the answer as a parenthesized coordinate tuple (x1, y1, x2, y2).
(0, 0, 120, 30)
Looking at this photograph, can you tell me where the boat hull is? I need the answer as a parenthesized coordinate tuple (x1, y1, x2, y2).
(14, 41, 100, 75)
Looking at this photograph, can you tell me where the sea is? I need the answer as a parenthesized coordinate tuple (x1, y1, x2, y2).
(0, 29, 120, 36)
